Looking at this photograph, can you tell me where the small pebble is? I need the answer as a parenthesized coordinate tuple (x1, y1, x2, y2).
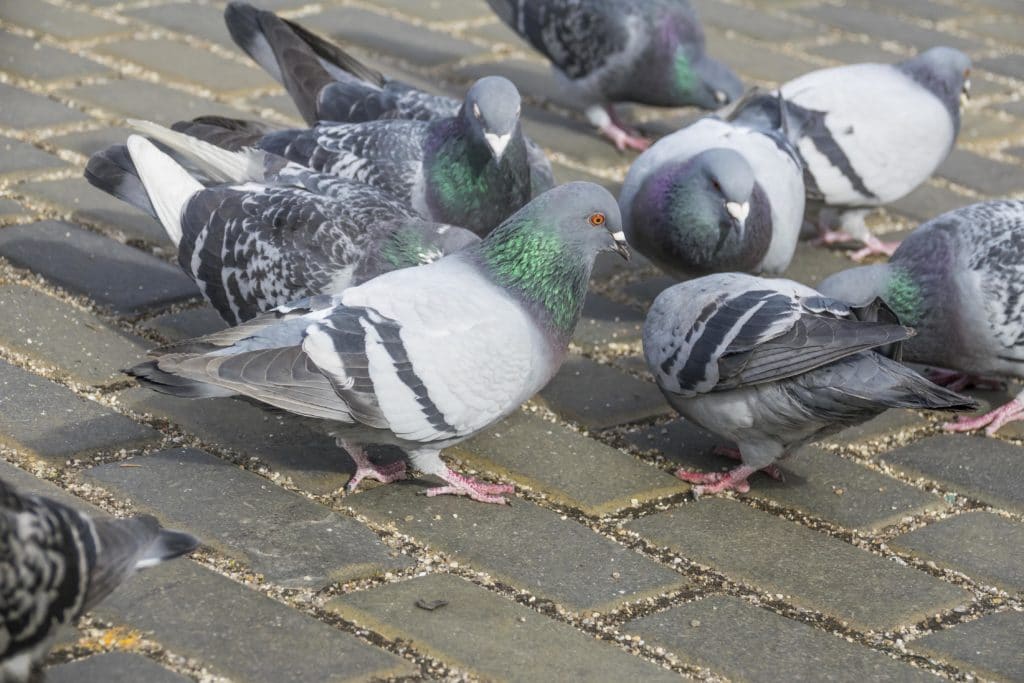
(689, 619, 701, 628)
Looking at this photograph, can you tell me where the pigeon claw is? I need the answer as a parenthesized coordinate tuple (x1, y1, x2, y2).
(943, 397, 1024, 436)
(675, 465, 757, 498)
(346, 459, 408, 493)
(849, 235, 901, 262)
(598, 122, 651, 152)
(426, 469, 515, 504)
(710, 446, 785, 482)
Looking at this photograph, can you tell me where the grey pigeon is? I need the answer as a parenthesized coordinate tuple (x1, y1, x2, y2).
(486, 0, 743, 150)
(222, 1, 555, 194)
(85, 132, 478, 325)
(127, 182, 630, 504)
(0, 477, 197, 681)
(172, 75, 534, 236)
(734, 47, 971, 259)
(643, 273, 975, 495)
(819, 200, 1024, 435)
(619, 100, 805, 278)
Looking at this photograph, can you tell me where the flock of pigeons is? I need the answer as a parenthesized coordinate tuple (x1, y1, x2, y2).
(3, 0, 1024, 677)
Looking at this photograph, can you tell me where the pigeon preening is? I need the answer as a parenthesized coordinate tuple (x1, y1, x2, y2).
(172, 75, 535, 236)
(819, 200, 1024, 435)
(733, 47, 971, 260)
(643, 273, 976, 496)
(84, 129, 478, 325)
(0, 477, 197, 681)
(127, 182, 630, 504)
(485, 0, 743, 151)
(222, 1, 555, 194)
(619, 98, 805, 279)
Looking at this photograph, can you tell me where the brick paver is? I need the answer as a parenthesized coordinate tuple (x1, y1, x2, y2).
(0, 0, 1021, 680)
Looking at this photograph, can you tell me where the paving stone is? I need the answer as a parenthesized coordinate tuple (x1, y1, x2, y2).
(141, 306, 228, 342)
(0, 0, 124, 40)
(124, 4, 237, 50)
(0, 283, 147, 386)
(92, 560, 413, 683)
(520, 106, 624, 167)
(849, 0, 965, 22)
(18, 177, 169, 245)
(0, 221, 198, 314)
(46, 652, 189, 683)
(0, 458, 99, 511)
(538, 355, 672, 429)
(937, 148, 1024, 196)
(466, 18, 527, 46)
(0, 136, 66, 177)
(624, 419, 721, 468)
(961, 109, 1024, 144)
(376, 0, 492, 22)
(0, 360, 159, 464)
(625, 595, 938, 682)
(999, 99, 1024, 120)
(450, 410, 687, 515)
(782, 240, 855, 288)
(961, 17, 1024, 47)
(880, 435, 1024, 514)
(703, 29, 821, 84)
(64, 80, 250, 123)
(45, 126, 136, 159)
(118, 387, 355, 496)
(572, 293, 643, 351)
(909, 611, 1024, 682)
(0, 198, 27, 220)
(623, 275, 676, 308)
(0, 84, 87, 129)
(627, 498, 971, 632)
(799, 5, 980, 53)
(85, 448, 412, 588)
(350, 481, 687, 612)
(97, 39, 272, 94)
(807, 41, 904, 66)
(247, 91, 303, 123)
(0, 31, 109, 82)
(888, 181, 977, 225)
(304, 7, 485, 66)
(822, 409, 929, 448)
(978, 54, 1024, 81)
(695, 0, 821, 42)
(330, 573, 680, 683)
(890, 512, 1024, 593)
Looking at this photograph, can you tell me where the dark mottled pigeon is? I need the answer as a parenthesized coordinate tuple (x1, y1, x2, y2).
(0, 477, 197, 681)
(820, 200, 1024, 435)
(223, 1, 555, 194)
(84, 130, 477, 325)
(128, 182, 630, 504)
(734, 47, 971, 259)
(619, 96, 804, 278)
(643, 273, 975, 495)
(486, 0, 743, 150)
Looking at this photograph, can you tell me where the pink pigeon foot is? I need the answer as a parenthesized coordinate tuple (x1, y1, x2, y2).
(675, 465, 758, 497)
(925, 368, 1004, 393)
(943, 397, 1024, 436)
(598, 122, 651, 152)
(849, 235, 901, 262)
(346, 448, 408, 492)
(712, 445, 785, 482)
(425, 468, 515, 504)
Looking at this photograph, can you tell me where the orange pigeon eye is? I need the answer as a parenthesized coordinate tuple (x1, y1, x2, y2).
(589, 213, 606, 227)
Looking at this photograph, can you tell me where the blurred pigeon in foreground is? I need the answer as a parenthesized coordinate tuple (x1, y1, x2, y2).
(128, 182, 630, 504)
(643, 273, 976, 495)
(485, 0, 743, 151)
(0, 477, 197, 682)
(820, 200, 1024, 435)
(620, 96, 804, 278)
(223, 1, 554, 194)
(85, 130, 478, 325)
(734, 47, 971, 259)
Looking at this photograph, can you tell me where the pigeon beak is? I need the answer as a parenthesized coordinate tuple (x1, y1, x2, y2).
(960, 80, 971, 108)
(714, 90, 729, 105)
(610, 231, 630, 260)
(484, 132, 511, 161)
(726, 201, 750, 224)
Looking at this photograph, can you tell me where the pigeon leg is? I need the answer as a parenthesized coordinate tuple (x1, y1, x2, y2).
(585, 104, 650, 152)
(341, 441, 408, 493)
(925, 368, 1004, 392)
(425, 468, 516, 504)
(943, 396, 1024, 435)
(712, 445, 785, 482)
(676, 464, 758, 497)
(849, 234, 901, 261)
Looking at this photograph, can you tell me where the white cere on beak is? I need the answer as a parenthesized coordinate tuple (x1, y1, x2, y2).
(484, 132, 512, 160)
(960, 80, 971, 108)
(611, 231, 625, 242)
(726, 201, 750, 222)
(714, 90, 728, 104)
(472, 102, 482, 118)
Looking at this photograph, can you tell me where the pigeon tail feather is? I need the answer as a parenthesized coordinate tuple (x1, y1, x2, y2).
(125, 136, 202, 246)
(84, 144, 156, 219)
(171, 117, 270, 152)
(129, 119, 264, 184)
(126, 359, 237, 398)
(255, 10, 335, 125)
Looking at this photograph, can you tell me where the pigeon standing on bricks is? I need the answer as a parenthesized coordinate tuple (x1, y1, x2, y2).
(485, 0, 743, 151)
(819, 200, 1024, 435)
(643, 273, 976, 496)
(0, 477, 198, 682)
(127, 182, 630, 504)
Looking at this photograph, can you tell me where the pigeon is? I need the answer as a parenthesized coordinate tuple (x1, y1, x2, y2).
(619, 96, 805, 278)
(733, 47, 971, 259)
(485, 0, 743, 151)
(0, 477, 197, 681)
(222, 1, 555, 194)
(172, 75, 534, 236)
(127, 182, 630, 504)
(84, 130, 478, 325)
(819, 200, 1024, 435)
(643, 273, 976, 496)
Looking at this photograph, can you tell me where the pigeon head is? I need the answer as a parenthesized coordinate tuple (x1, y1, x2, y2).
(472, 182, 627, 335)
(628, 148, 771, 277)
(898, 47, 971, 126)
(461, 76, 523, 162)
(819, 263, 925, 327)
(670, 49, 744, 109)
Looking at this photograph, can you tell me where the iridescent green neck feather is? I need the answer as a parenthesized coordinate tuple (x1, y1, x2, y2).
(885, 266, 924, 326)
(477, 221, 589, 337)
(380, 228, 436, 269)
(673, 48, 696, 97)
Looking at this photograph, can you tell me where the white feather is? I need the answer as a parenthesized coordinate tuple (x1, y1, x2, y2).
(125, 135, 202, 247)
(127, 119, 263, 184)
